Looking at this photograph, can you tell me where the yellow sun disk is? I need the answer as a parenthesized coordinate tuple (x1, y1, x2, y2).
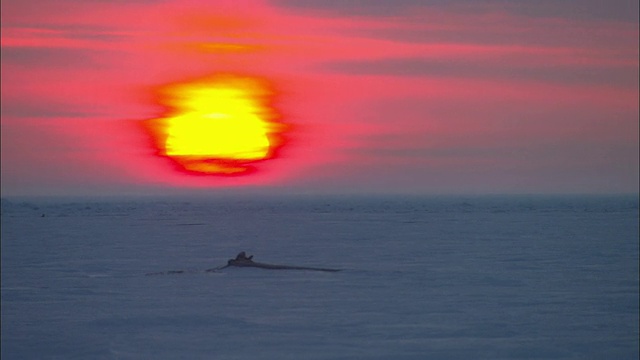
(165, 114, 269, 159)
(161, 82, 275, 161)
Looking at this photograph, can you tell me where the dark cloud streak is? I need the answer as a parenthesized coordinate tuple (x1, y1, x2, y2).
(271, 0, 639, 23)
(0, 99, 95, 119)
(320, 57, 639, 88)
(1, 47, 101, 67)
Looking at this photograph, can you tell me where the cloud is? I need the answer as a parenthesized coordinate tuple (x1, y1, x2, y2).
(0, 99, 94, 119)
(271, 0, 639, 23)
(1, 47, 100, 67)
(320, 56, 639, 88)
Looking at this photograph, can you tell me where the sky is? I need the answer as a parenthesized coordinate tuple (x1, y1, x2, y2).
(1, 0, 638, 197)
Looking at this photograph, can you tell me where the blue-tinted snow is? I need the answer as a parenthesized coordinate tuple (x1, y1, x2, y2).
(1, 195, 638, 359)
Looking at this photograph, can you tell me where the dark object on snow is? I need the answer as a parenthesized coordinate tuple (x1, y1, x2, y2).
(235, 251, 253, 261)
(219, 252, 340, 272)
(147, 252, 341, 275)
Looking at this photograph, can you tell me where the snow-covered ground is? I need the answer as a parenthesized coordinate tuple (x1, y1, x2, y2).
(2, 195, 638, 359)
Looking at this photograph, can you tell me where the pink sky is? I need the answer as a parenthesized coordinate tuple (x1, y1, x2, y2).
(1, 0, 638, 196)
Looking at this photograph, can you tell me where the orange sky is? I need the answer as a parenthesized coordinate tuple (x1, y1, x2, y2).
(1, 0, 638, 196)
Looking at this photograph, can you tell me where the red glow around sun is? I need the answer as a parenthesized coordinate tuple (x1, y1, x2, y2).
(141, 74, 288, 176)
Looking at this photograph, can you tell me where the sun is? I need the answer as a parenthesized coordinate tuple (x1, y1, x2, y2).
(142, 74, 287, 175)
